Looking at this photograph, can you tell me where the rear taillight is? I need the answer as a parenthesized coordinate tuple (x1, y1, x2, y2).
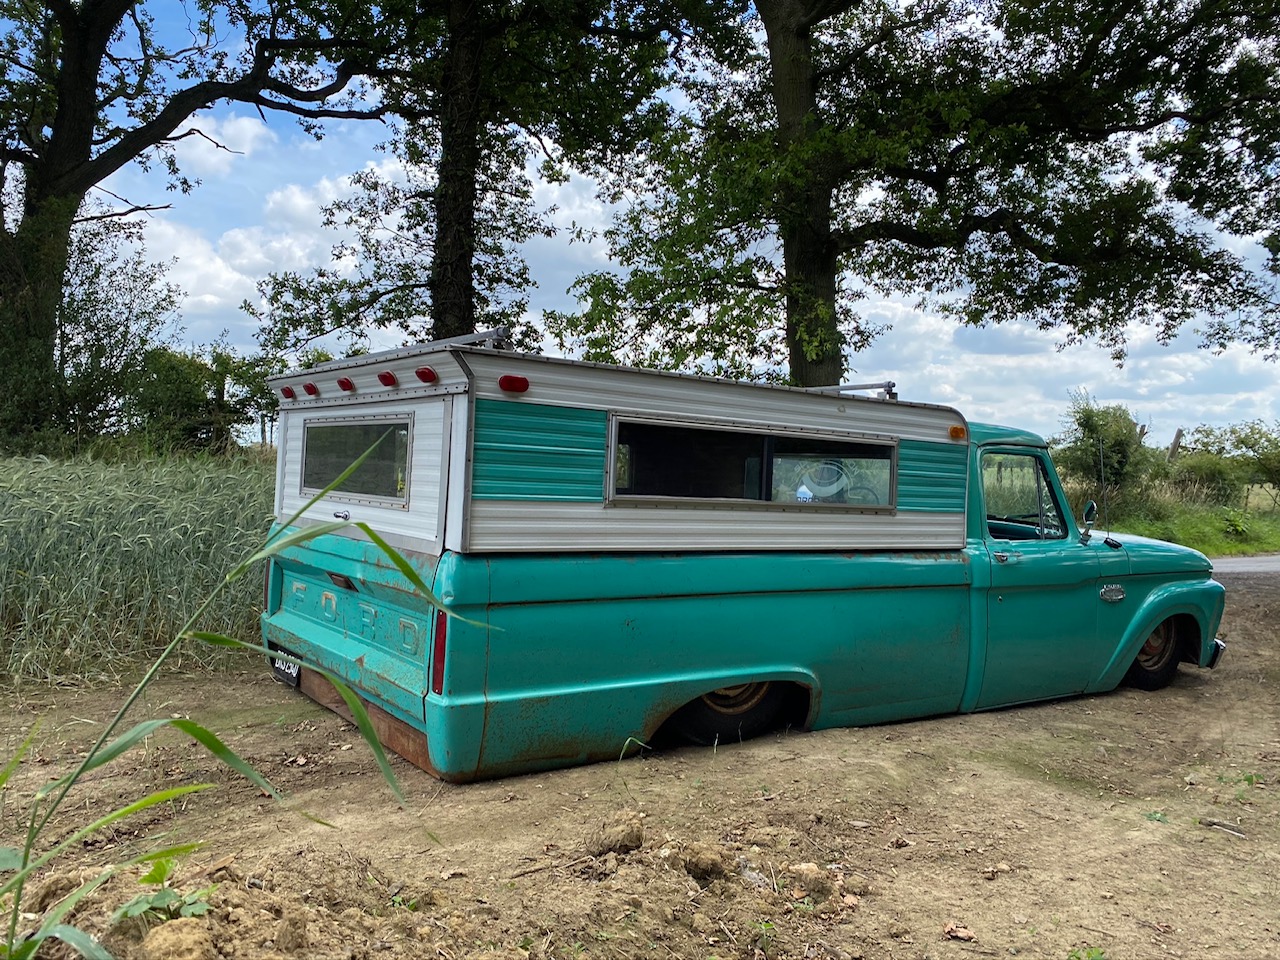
(431, 608, 448, 696)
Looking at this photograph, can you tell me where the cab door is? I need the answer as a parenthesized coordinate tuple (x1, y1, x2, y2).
(975, 450, 1102, 708)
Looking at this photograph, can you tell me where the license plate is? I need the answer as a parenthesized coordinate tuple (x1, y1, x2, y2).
(270, 648, 301, 687)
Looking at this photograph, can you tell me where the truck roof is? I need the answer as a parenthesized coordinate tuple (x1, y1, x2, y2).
(967, 422, 1049, 447)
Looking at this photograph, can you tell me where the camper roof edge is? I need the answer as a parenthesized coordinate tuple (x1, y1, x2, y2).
(268, 334, 961, 418)
(266, 327, 512, 382)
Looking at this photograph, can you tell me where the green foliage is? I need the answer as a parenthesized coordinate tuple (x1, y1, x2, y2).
(559, 0, 1280, 382)
(250, 129, 548, 358)
(1109, 503, 1280, 557)
(128, 346, 276, 453)
(1187, 420, 1280, 509)
(1066, 949, 1108, 960)
(1052, 390, 1164, 492)
(111, 859, 214, 930)
(1054, 406, 1280, 554)
(0, 0, 416, 442)
(251, 0, 688, 358)
(54, 208, 183, 440)
(0, 454, 274, 679)
(1171, 451, 1246, 507)
(1222, 508, 1250, 538)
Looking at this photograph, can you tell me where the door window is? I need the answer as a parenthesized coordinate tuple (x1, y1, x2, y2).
(982, 452, 1066, 540)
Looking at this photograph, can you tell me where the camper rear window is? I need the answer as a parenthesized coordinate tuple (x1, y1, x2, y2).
(302, 419, 411, 502)
(613, 421, 894, 507)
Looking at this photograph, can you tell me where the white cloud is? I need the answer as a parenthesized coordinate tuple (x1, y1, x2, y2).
(173, 113, 277, 178)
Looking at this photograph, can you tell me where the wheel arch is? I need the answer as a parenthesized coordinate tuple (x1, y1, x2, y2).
(646, 668, 818, 742)
(1087, 583, 1221, 692)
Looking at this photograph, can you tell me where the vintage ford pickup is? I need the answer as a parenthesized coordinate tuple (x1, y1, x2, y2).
(261, 331, 1226, 781)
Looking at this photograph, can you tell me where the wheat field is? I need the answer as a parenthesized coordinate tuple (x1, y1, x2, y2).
(0, 455, 276, 680)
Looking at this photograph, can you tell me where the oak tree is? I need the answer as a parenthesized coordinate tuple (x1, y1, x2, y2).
(0, 0, 413, 443)
(554, 0, 1280, 386)
(251, 1, 716, 358)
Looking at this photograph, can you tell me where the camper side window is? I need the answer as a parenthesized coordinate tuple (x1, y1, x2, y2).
(302, 419, 411, 502)
(613, 420, 893, 507)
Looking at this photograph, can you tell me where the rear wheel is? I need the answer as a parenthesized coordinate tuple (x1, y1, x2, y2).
(1124, 620, 1181, 691)
(668, 681, 787, 746)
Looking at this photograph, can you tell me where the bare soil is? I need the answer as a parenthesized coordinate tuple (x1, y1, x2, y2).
(3, 571, 1278, 960)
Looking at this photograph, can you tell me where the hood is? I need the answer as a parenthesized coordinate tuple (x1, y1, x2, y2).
(1101, 532, 1213, 576)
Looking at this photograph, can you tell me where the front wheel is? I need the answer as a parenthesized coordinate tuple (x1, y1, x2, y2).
(1124, 621, 1180, 691)
(668, 681, 787, 746)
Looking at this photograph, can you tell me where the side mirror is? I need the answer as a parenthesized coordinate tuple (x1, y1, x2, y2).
(1080, 500, 1098, 543)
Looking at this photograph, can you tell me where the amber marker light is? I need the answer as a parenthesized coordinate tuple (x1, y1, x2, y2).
(949, 425, 968, 440)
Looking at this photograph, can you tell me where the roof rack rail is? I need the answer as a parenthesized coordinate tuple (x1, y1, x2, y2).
(429, 326, 511, 350)
(803, 380, 898, 400)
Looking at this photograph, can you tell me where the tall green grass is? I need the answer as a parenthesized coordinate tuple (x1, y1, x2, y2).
(1061, 477, 1280, 556)
(0, 455, 275, 680)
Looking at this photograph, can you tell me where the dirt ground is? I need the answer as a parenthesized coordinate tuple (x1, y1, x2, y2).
(3, 571, 1278, 960)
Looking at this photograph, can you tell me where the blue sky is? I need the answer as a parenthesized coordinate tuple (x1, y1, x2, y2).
(99, 106, 1278, 447)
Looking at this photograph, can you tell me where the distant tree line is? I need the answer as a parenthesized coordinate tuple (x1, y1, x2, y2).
(1053, 391, 1280, 519)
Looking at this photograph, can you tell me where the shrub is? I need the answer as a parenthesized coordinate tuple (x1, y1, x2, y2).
(1172, 451, 1245, 506)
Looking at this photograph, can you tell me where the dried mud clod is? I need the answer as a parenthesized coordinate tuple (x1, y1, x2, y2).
(273, 908, 309, 952)
(681, 841, 727, 885)
(139, 917, 217, 960)
(787, 862, 833, 901)
(586, 808, 645, 857)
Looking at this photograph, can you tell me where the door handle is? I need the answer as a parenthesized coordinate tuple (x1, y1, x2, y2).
(993, 552, 1010, 563)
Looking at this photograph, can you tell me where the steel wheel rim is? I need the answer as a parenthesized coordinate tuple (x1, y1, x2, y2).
(1136, 623, 1176, 671)
(701, 682, 772, 716)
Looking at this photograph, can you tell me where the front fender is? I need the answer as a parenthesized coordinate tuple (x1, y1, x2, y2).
(1087, 578, 1226, 692)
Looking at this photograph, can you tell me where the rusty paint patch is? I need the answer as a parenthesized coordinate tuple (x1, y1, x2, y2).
(295, 668, 462, 782)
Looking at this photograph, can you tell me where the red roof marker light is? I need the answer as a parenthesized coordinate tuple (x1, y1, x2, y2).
(498, 374, 529, 394)
(337, 376, 356, 392)
(378, 371, 398, 387)
(302, 382, 319, 396)
(415, 366, 438, 383)
(280, 386, 296, 400)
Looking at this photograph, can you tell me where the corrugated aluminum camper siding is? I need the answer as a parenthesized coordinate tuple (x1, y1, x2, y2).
(455, 351, 969, 552)
(457, 350, 964, 442)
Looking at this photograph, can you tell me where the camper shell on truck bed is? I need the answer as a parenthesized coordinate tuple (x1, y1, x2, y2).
(261, 332, 1226, 782)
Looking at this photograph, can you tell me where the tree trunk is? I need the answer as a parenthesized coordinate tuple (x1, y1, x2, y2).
(429, 3, 485, 341)
(0, 196, 79, 443)
(758, 0, 845, 388)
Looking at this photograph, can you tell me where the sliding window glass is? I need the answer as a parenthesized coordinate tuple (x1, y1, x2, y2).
(613, 420, 893, 507)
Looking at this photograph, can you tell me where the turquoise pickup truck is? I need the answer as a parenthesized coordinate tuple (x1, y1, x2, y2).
(261, 333, 1226, 782)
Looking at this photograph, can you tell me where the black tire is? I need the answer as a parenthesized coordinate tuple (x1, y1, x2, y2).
(1124, 620, 1181, 691)
(668, 681, 787, 746)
